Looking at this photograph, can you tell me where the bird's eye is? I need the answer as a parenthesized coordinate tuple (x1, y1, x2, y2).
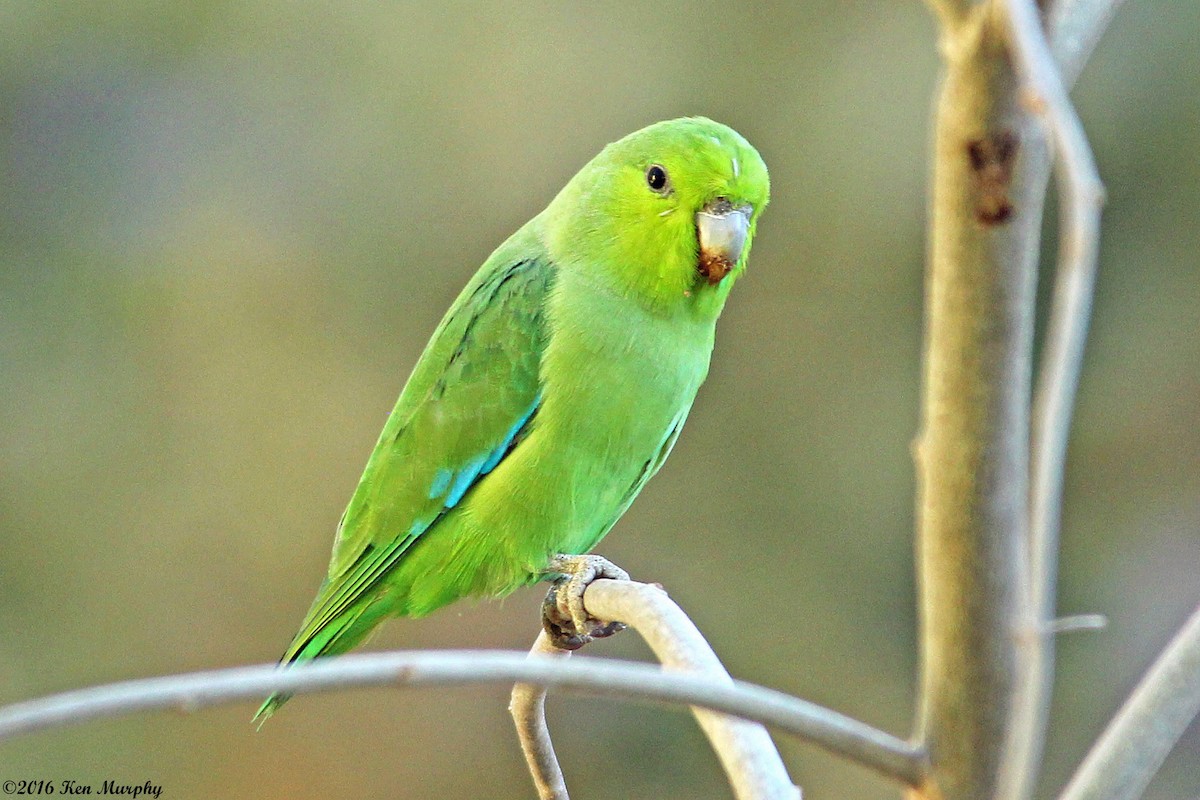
(646, 165, 669, 193)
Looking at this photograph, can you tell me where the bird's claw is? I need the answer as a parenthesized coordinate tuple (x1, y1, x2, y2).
(541, 554, 629, 650)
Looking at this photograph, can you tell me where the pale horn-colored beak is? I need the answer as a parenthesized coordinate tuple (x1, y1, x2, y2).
(696, 198, 752, 285)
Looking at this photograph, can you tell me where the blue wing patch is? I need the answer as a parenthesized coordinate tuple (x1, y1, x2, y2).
(446, 454, 487, 507)
(428, 469, 453, 499)
(429, 394, 541, 510)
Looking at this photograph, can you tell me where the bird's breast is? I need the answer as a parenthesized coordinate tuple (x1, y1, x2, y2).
(524, 270, 714, 547)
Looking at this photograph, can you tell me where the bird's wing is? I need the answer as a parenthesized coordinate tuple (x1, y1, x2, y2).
(282, 253, 553, 661)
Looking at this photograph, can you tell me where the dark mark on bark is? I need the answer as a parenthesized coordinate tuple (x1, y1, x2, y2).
(967, 130, 1019, 225)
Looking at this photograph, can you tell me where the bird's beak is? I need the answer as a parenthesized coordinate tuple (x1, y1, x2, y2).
(696, 198, 752, 285)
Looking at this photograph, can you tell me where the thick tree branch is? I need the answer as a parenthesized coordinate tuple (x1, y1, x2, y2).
(1058, 602, 1200, 800)
(916, 1, 1125, 795)
(914, 4, 1047, 797)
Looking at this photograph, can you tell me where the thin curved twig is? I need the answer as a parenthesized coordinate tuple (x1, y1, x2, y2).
(585, 580, 801, 799)
(508, 582, 806, 800)
(512, 581, 804, 800)
(0, 650, 927, 786)
(1058, 602, 1200, 800)
(995, 1, 1108, 796)
(1048, 0, 1129, 87)
(1003, 0, 1106, 627)
(510, 633, 570, 800)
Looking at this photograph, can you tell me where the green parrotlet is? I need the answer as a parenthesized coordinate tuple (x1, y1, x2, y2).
(257, 117, 769, 721)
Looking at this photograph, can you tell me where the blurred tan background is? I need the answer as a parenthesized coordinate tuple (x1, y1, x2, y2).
(1, 3, 1197, 798)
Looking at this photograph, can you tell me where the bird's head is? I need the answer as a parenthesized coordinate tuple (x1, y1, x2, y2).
(544, 117, 770, 317)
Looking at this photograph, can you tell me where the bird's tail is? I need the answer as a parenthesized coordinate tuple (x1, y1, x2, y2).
(252, 691, 291, 727)
(252, 597, 389, 727)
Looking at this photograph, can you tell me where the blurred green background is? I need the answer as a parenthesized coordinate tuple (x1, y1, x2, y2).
(1, 2, 1197, 798)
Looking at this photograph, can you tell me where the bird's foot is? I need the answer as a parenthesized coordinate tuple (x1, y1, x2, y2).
(541, 554, 630, 651)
